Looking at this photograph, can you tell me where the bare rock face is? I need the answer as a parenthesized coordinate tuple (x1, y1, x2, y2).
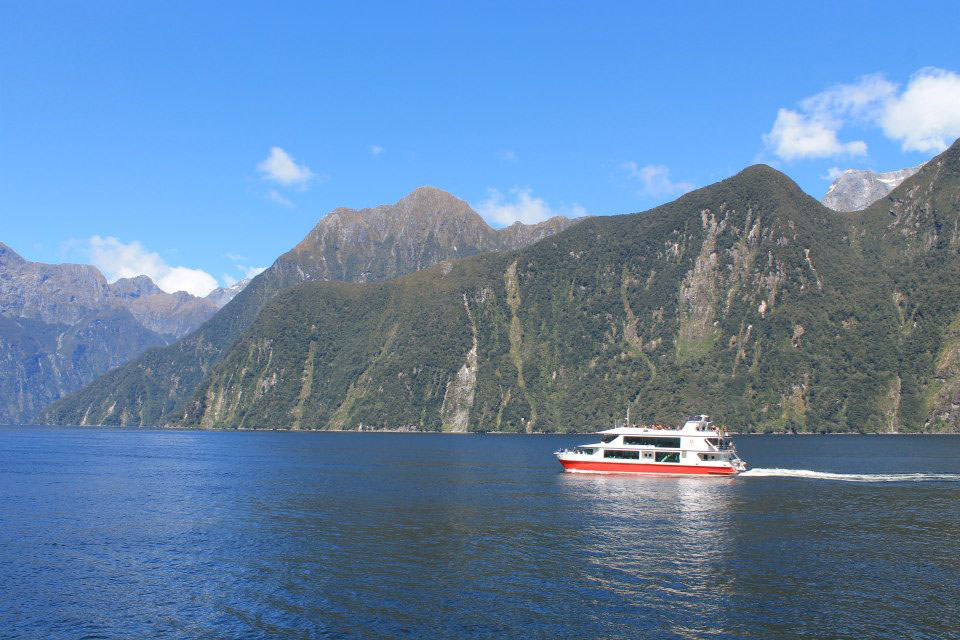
(822, 165, 924, 212)
(0, 242, 219, 422)
(286, 187, 581, 283)
(0, 242, 218, 336)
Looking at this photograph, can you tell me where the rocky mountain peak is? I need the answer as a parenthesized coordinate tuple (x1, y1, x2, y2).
(0, 242, 25, 266)
(205, 279, 251, 309)
(287, 187, 582, 283)
(110, 275, 164, 299)
(822, 164, 925, 212)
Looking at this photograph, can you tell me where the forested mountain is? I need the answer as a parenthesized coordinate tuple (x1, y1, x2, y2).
(41, 188, 579, 426)
(45, 139, 960, 432)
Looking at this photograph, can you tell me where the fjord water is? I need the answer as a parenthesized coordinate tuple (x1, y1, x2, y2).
(2, 429, 959, 639)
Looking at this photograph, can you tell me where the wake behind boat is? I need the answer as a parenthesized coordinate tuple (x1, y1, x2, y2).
(555, 414, 747, 476)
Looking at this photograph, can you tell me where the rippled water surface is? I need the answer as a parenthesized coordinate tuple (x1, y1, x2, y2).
(2, 428, 960, 639)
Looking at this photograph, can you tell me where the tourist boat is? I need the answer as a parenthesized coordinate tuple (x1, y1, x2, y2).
(555, 414, 747, 475)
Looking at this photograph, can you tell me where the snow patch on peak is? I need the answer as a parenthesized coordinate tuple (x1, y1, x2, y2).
(822, 163, 925, 212)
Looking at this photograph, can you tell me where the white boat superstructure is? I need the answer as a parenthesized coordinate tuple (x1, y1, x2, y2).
(555, 414, 747, 475)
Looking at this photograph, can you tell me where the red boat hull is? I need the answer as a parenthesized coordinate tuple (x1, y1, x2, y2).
(559, 459, 737, 475)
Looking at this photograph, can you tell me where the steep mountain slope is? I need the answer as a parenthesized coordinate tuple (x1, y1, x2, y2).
(822, 164, 923, 212)
(846, 143, 960, 431)
(50, 144, 960, 433)
(0, 311, 166, 422)
(177, 164, 905, 433)
(44, 188, 579, 426)
(0, 244, 220, 422)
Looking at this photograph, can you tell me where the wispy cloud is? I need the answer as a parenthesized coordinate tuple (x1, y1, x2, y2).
(266, 189, 294, 207)
(764, 68, 960, 160)
(622, 162, 694, 198)
(257, 147, 316, 188)
(475, 187, 586, 226)
(499, 149, 518, 163)
(223, 263, 267, 287)
(821, 167, 847, 181)
(84, 236, 219, 297)
(237, 265, 266, 279)
(368, 144, 384, 156)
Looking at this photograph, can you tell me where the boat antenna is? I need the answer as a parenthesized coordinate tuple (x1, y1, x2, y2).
(626, 405, 630, 427)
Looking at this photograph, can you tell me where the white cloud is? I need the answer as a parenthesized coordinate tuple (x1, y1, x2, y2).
(799, 73, 897, 122)
(266, 189, 294, 207)
(368, 144, 384, 156)
(881, 68, 960, 152)
(257, 147, 315, 188)
(764, 108, 868, 161)
(622, 162, 695, 198)
(499, 149, 518, 163)
(87, 236, 219, 297)
(224, 263, 267, 286)
(236, 265, 266, 279)
(475, 187, 586, 226)
(764, 68, 960, 160)
(821, 167, 847, 181)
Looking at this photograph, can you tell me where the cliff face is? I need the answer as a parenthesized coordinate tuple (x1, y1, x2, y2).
(822, 165, 923, 212)
(42, 188, 580, 426)
(0, 244, 219, 423)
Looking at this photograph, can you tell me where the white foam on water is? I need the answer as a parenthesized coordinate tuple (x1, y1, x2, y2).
(740, 468, 960, 483)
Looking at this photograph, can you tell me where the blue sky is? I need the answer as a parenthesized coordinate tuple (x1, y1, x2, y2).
(2, 1, 959, 295)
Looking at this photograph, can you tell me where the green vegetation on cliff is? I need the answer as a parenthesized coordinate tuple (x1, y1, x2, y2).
(46, 140, 960, 432)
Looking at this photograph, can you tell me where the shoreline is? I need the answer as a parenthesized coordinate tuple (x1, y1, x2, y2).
(5, 424, 960, 436)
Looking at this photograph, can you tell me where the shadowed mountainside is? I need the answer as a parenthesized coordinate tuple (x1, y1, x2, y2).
(0, 244, 223, 422)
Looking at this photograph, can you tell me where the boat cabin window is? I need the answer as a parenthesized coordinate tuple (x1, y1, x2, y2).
(623, 436, 681, 448)
(601, 434, 618, 443)
(575, 447, 596, 455)
(603, 449, 640, 460)
(655, 452, 680, 463)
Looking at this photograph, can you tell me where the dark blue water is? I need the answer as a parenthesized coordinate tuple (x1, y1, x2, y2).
(2, 429, 959, 639)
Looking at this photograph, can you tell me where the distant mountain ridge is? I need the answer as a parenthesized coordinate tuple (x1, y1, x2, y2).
(205, 279, 251, 309)
(38, 140, 960, 433)
(0, 242, 226, 422)
(0, 242, 219, 338)
(822, 164, 924, 212)
(39, 187, 581, 426)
